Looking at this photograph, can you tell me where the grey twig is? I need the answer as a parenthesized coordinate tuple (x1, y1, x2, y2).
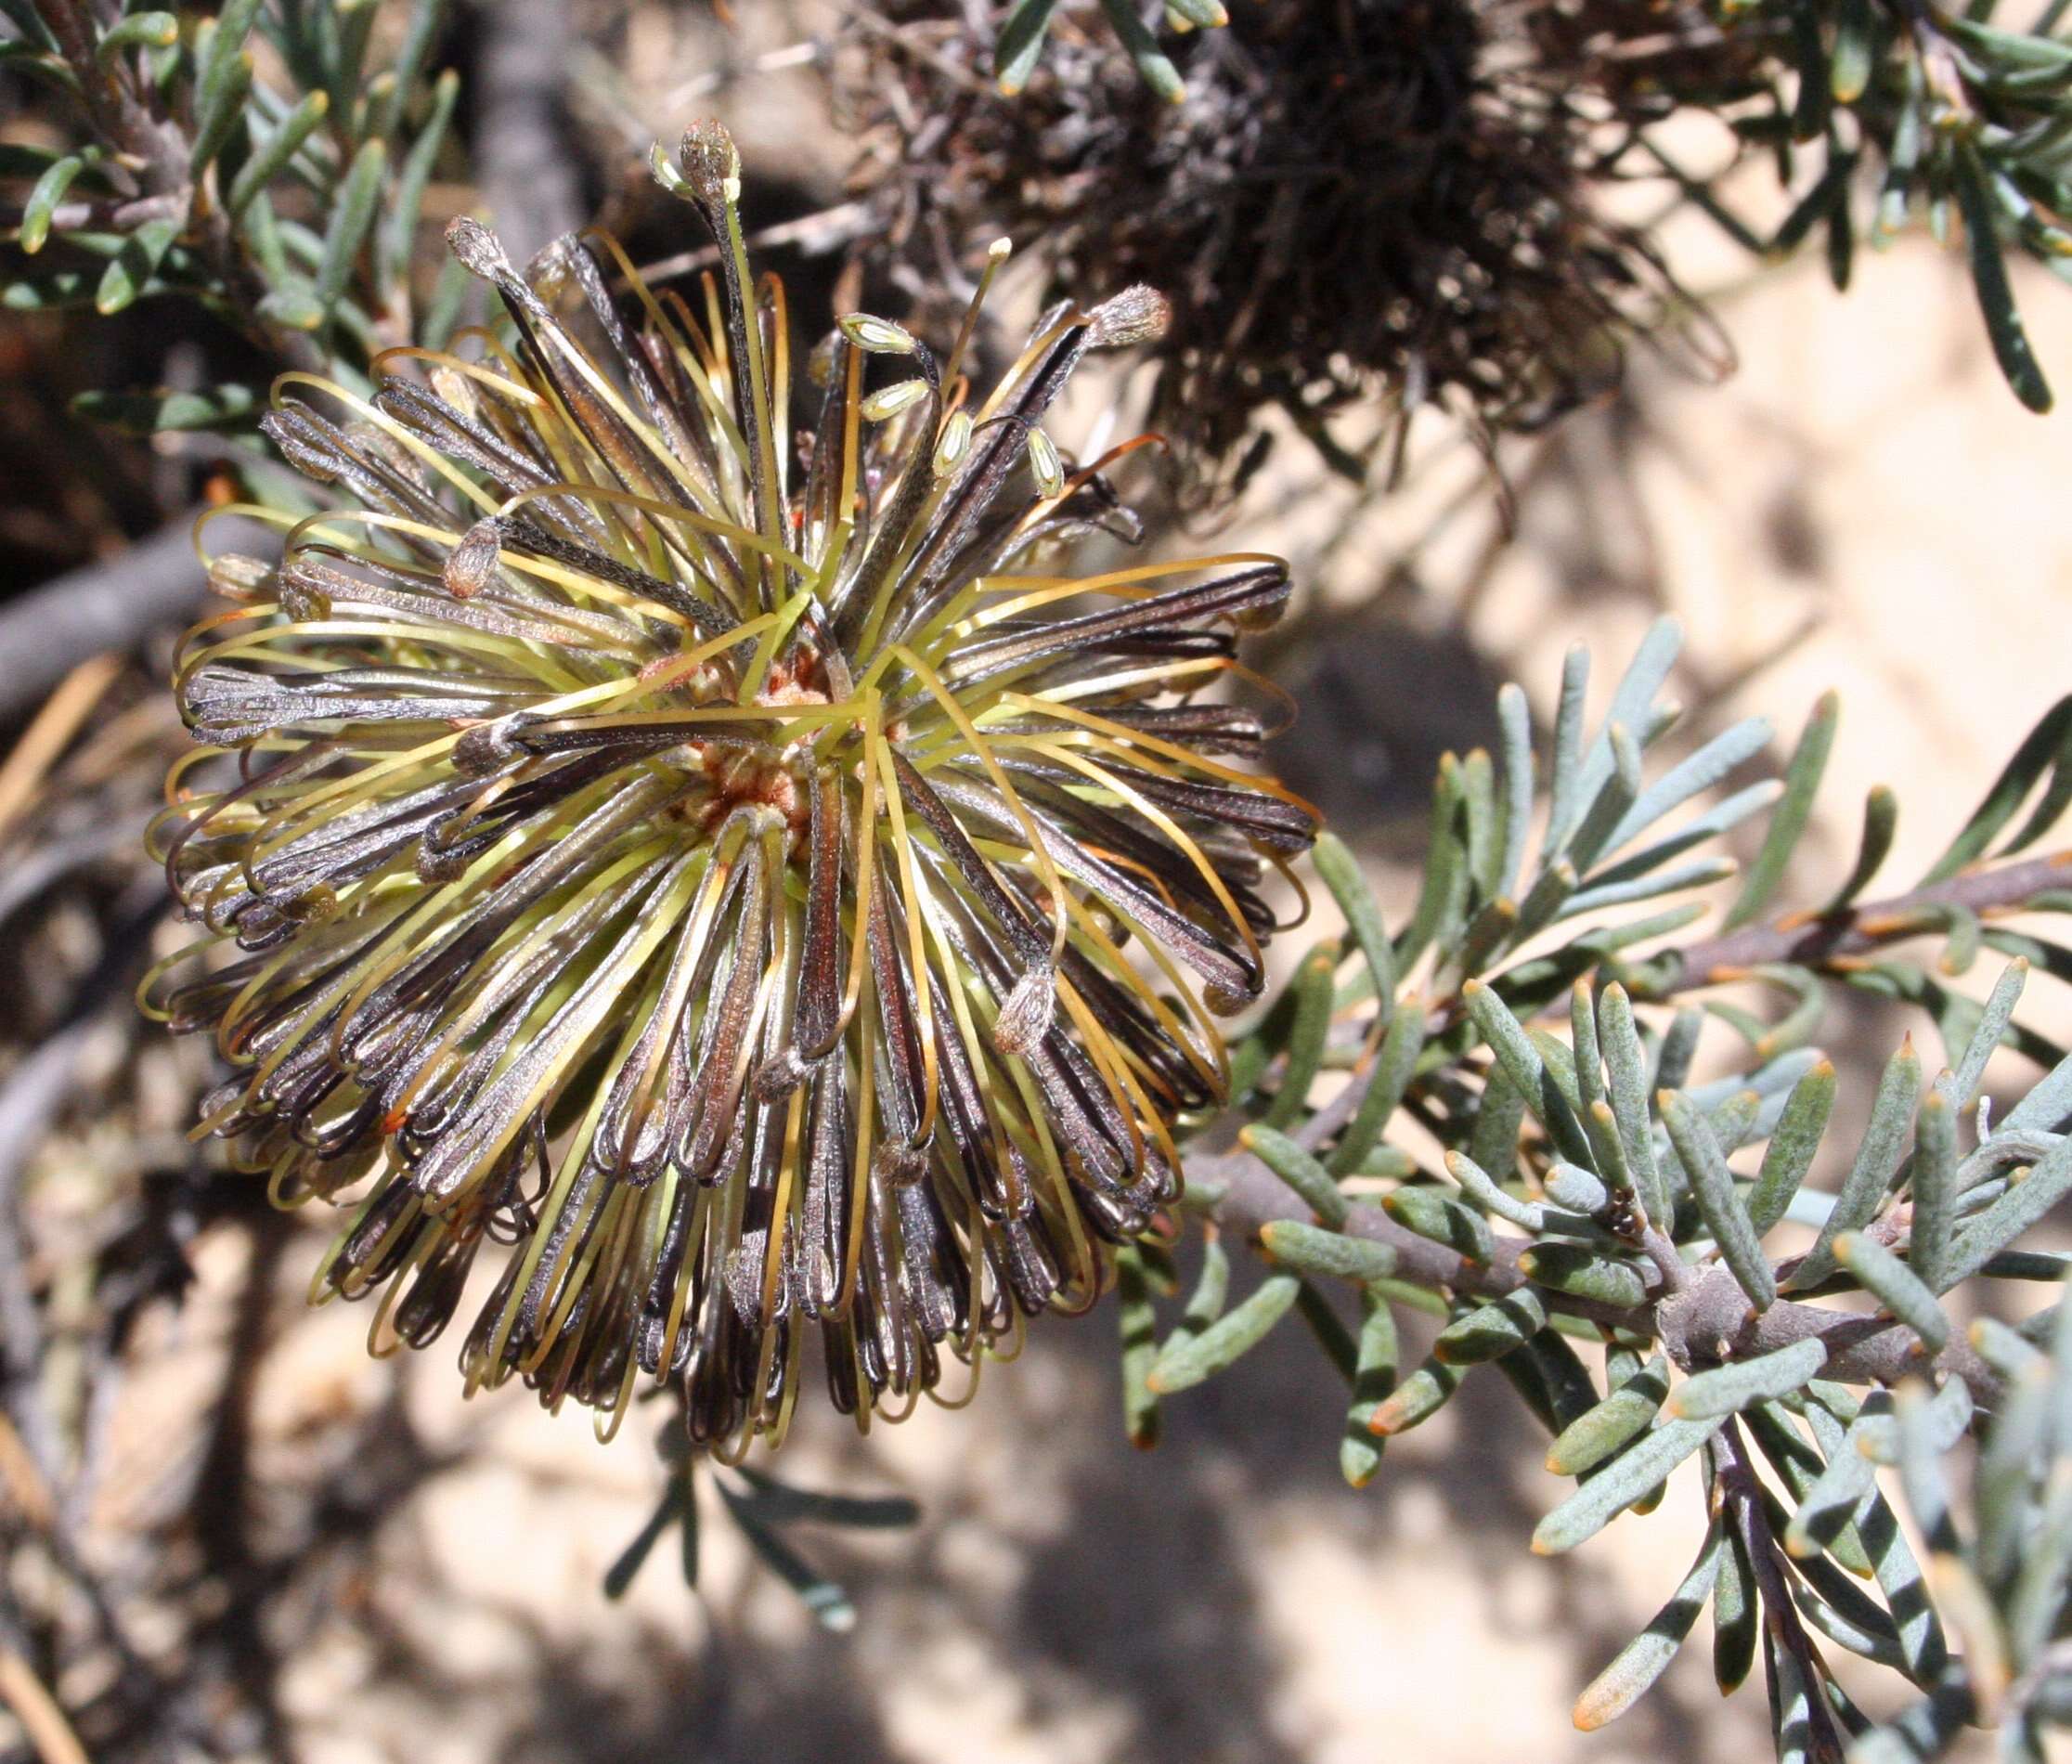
(1647, 850, 2072, 992)
(475, 0, 586, 265)
(0, 513, 269, 721)
(1193, 1141, 2002, 1401)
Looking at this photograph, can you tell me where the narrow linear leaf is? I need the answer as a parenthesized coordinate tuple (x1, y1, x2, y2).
(315, 137, 386, 316)
(1312, 832, 1394, 1023)
(1116, 1244, 1161, 1449)
(1669, 1339, 1828, 1420)
(1435, 1290, 1548, 1365)
(1573, 1524, 1725, 1730)
(1176, 1235, 1231, 1338)
(1748, 1059, 1837, 1238)
(1517, 1242, 1651, 1308)
(96, 11, 179, 60)
(1907, 1087, 1959, 1297)
(94, 216, 178, 316)
(1563, 720, 1644, 874)
(1729, 691, 1838, 929)
(1600, 715, 1773, 860)
(1097, 0, 1185, 98)
(192, 0, 262, 167)
(1533, 1415, 1726, 1554)
(1975, 1357, 2052, 1592)
(2008, 1456, 2072, 1664)
(1543, 643, 1592, 857)
(227, 89, 330, 218)
(1661, 1088, 1778, 1309)
(1242, 1123, 1347, 1227)
(1823, 785, 1897, 914)
(1947, 959, 2028, 1111)
(1893, 1383, 1962, 1556)
(1599, 984, 1669, 1226)
(19, 152, 84, 254)
(1394, 757, 1468, 970)
(1769, 1616, 1819, 1764)
(1466, 1067, 1528, 1190)
(1714, 1509, 1759, 1693)
(1547, 1356, 1671, 1476)
(1369, 1354, 1463, 1436)
(1926, 1553, 2012, 1719)
(1562, 857, 1739, 921)
(1785, 1433, 1877, 1560)
(1262, 941, 1337, 1130)
(1785, 1037, 1921, 1292)
(1853, 1378, 1973, 1467)
(1832, 1233, 1948, 1353)
(1546, 1162, 1609, 1216)
(995, 0, 1062, 93)
(1340, 1286, 1399, 1487)
(1592, 781, 1783, 895)
(1954, 140, 2053, 413)
(1999, 1042, 2072, 1134)
(2048, 1270, 2072, 1455)
(1463, 979, 1595, 1166)
(1653, 1005, 1705, 1096)
(376, 0, 452, 138)
(1938, 1135, 2072, 1291)
(1258, 1219, 1398, 1283)
(1146, 1273, 1299, 1394)
(1965, 1316, 2043, 1380)
(1584, 1099, 1641, 1213)
(1444, 1147, 1548, 1232)
(1568, 617, 1683, 838)
(1382, 1186, 1493, 1262)
(1363, 1275, 1450, 1318)
(1459, 747, 1499, 906)
(382, 66, 460, 288)
(1496, 681, 1534, 900)
(255, 279, 326, 332)
(1327, 997, 1423, 1176)
(1923, 696, 2072, 884)
(1524, 1327, 1603, 1433)
(1747, 1400, 1874, 1578)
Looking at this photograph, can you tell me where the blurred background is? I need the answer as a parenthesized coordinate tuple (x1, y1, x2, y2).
(4, 3, 2072, 1760)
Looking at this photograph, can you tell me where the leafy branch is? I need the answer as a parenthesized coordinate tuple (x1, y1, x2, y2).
(3, 0, 462, 401)
(1130, 619, 2072, 1761)
(1616, 0, 2072, 409)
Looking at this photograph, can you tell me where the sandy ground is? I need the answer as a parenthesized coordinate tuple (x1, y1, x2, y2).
(21, 36, 2072, 1760)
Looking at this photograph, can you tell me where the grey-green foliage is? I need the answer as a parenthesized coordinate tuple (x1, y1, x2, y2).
(605, 1431, 920, 1632)
(991, 0, 1225, 99)
(1133, 618, 2072, 1762)
(1, 0, 461, 408)
(1632, 0, 2072, 412)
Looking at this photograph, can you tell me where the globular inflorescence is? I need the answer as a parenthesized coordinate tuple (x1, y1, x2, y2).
(146, 123, 1316, 1456)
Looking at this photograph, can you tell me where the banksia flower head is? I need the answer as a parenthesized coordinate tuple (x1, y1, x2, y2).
(149, 123, 1316, 1454)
